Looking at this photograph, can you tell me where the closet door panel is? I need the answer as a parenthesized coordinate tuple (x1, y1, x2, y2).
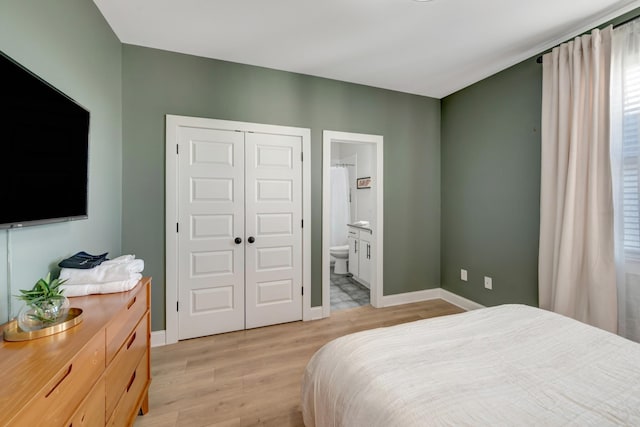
(177, 127, 245, 340)
(245, 132, 303, 328)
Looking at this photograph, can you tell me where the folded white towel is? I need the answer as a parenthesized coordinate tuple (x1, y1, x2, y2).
(60, 258, 144, 285)
(61, 276, 141, 297)
(102, 255, 136, 265)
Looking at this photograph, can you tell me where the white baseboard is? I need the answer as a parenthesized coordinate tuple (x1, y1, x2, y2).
(439, 288, 485, 311)
(151, 330, 166, 347)
(374, 287, 485, 311)
(380, 288, 442, 307)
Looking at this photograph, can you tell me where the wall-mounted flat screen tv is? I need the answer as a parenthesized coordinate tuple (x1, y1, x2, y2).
(0, 51, 89, 229)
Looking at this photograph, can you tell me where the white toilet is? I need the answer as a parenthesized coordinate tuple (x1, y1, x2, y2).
(330, 245, 350, 274)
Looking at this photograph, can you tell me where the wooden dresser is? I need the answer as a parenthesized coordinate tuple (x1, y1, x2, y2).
(0, 277, 151, 427)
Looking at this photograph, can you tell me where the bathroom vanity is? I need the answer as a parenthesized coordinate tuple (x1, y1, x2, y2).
(347, 224, 373, 288)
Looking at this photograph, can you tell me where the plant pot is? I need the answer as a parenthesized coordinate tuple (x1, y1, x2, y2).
(17, 296, 70, 332)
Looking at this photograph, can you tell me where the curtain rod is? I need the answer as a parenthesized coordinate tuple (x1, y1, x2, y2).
(536, 14, 640, 63)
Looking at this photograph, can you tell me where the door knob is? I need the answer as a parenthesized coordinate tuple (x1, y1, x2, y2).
(234, 237, 242, 244)
(248, 236, 255, 243)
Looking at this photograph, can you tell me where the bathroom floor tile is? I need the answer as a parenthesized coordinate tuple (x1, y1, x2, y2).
(330, 267, 370, 312)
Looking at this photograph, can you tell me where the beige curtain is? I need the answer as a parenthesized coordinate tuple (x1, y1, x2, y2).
(539, 26, 617, 333)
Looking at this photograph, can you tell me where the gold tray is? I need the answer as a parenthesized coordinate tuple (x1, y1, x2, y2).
(3, 308, 83, 342)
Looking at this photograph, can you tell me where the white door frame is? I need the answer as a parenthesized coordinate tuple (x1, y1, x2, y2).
(322, 130, 383, 317)
(165, 115, 311, 345)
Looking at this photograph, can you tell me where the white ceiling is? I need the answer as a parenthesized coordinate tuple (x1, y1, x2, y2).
(94, 0, 640, 99)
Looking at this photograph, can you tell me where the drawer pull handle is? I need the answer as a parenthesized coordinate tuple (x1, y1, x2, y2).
(46, 364, 72, 398)
(127, 296, 137, 310)
(126, 370, 137, 393)
(127, 332, 137, 349)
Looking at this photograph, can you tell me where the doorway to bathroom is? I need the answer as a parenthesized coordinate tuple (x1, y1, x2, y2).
(322, 131, 383, 317)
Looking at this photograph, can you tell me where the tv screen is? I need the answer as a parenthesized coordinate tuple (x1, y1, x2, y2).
(0, 51, 89, 229)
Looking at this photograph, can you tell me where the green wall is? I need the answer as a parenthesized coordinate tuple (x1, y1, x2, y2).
(121, 45, 441, 331)
(0, 0, 123, 322)
(440, 59, 542, 306)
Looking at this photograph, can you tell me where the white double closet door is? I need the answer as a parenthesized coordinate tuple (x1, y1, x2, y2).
(177, 123, 303, 340)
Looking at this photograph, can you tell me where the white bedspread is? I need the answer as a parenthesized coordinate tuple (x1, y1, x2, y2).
(301, 305, 640, 427)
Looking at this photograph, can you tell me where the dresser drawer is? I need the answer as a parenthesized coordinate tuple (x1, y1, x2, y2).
(107, 350, 150, 427)
(106, 283, 148, 363)
(105, 313, 149, 416)
(10, 331, 105, 427)
(67, 377, 105, 427)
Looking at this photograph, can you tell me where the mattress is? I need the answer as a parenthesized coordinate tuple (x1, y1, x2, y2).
(301, 304, 640, 426)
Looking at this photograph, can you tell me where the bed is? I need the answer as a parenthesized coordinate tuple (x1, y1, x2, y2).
(301, 304, 640, 426)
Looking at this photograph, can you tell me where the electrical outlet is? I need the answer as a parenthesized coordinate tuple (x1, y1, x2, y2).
(460, 269, 468, 282)
(484, 276, 493, 290)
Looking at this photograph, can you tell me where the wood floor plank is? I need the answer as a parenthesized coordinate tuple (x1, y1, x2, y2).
(135, 299, 464, 427)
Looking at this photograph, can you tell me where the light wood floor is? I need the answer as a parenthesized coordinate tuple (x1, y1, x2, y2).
(135, 299, 464, 427)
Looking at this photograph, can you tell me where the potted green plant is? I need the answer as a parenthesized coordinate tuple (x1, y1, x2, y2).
(16, 273, 70, 331)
